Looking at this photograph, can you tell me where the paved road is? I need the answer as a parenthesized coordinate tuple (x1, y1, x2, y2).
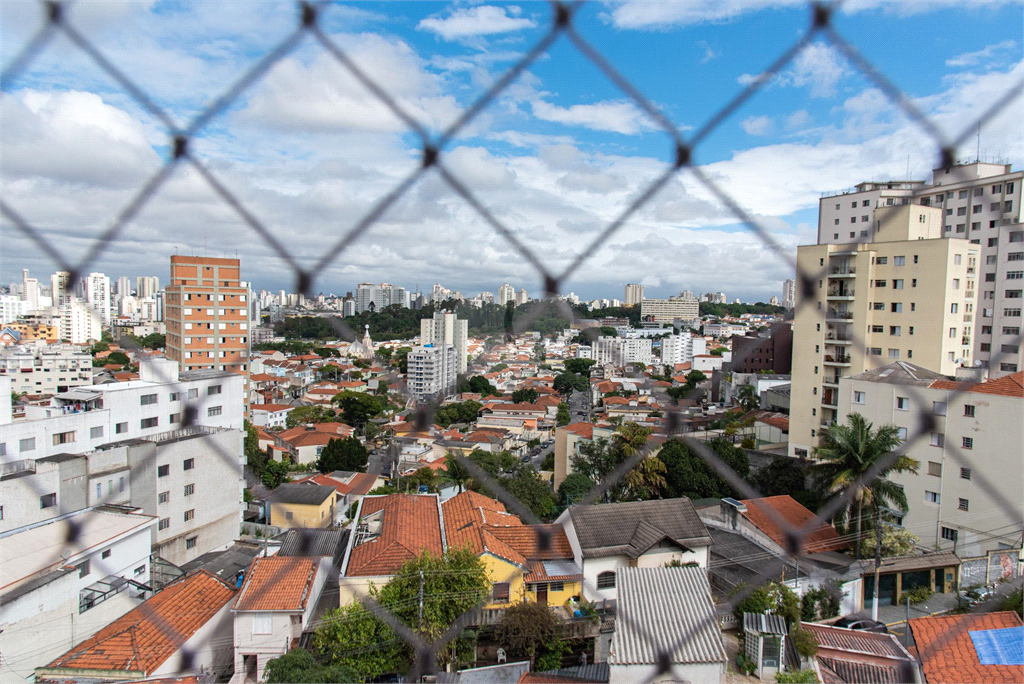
(569, 389, 591, 422)
(530, 442, 555, 469)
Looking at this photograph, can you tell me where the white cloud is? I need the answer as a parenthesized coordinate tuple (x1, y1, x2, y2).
(786, 110, 811, 129)
(741, 115, 774, 136)
(738, 43, 850, 98)
(530, 99, 657, 135)
(417, 6, 537, 40)
(946, 40, 1017, 67)
(698, 40, 719, 64)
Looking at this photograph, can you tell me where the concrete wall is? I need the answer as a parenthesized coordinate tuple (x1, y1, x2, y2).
(156, 600, 236, 679)
(610, 661, 725, 684)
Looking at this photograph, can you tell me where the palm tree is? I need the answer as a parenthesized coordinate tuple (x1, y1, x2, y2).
(736, 384, 760, 412)
(444, 453, 472, 493)
(622, 456, 668, 501)
(812, 413, 919, 559)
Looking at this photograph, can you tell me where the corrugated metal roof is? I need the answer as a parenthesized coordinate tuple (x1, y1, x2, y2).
(743, 612, 788, 635)
(542, 559, 582, 578)
(611, 567, 727, 666)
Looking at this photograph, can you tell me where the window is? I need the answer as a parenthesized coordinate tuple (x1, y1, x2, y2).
(986, 273, 997, 282)
(962, 437, 973, 450)
(141, 417, 158, 429)
(871, 325, 884, 333)
(187, 388, 199, 399)
(928, 462, 942, 476)
(925, 491, 940, 504)
(941, 527, 959, 542)
(158, 517, 171, 531)
(52, 431, 75, 446)
(932, 401, 947, 416)
(897, 427, 908, 440)
(134, 565, 146, 576)
(1009, 253, 1024, 261)
(952, 278, 960, 289)
(1011, 231, 1024, 243)
(1009, 271, 1024, 280)
(930, 433, 945, 447)
(184, 509, 195, 522)
(873, 303, 885, 310)
(102, 548, 112, 560)
(1005, 308, 1022, 317)
(95, 482, 102, 499)
(169, 413, 179, 423)
(861, 215, 869, 222)
(888, 348, 900, 359)
(957, 206, 967, 216)
(40, 492, 57, 508)
(876, 257, 888, 265)
(1004, 326, 1021, 335)
(1007, 290, 1023, 299)
(116, 422, 128, 434)
(891, 326, 901, 336)
(893, 279, 904, 290)
(140, 393, 158, 406)
(973, 205, 982, 213)
(184, 483, 195, 496)
(90, 426, 104, 439)
(20, 437, 36, 452)
(207, 384, 222, 395)
(158, 464, 170, 477)
(896, 397, 910, 410)
(119, 476, 124, 493)
(958, 498, 969, 511)
(184, 458, 195, 471)
(77, 560, 91, 578)
(874, 279, 887, 287)
(1006, 201, 1013, 213)
(1001, 363, 1019, 372)
(286, 511, 294, 520)
(252, 613, 273, 634)
(597, 571, 616, 589)
(208, 406, 222, 417)
(169, 392, 180, 401)
(894, 256, 905, 266)
(853, 391, 866, 404)
(1002, 344, 1020, 354)
(891, 303, 903, 313)
(186, 536, 197, 550)
(491, 582, 511, 603)
(868, 347, 882, 355)
(909, 327, 914, 335)
(159, 491, 169, 504)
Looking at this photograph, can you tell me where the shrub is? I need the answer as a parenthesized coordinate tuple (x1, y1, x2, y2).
(736, 653, 756, 677)
(777, 670, 819, 683)
(790, 626, 818, 658)
(900, 586, 934, 605)
(999, 587, 1023, 617)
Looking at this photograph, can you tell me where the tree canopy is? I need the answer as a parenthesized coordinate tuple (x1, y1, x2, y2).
(286, 405, 337, 429)
(263, 648, 359, 684)
(511, 388, 539, 404)
(457, 375, 499, 396)
(563, 358, 597, 377)
(332, 391, 386, 427)
(658, 438, 749, 500)
(434, 400, 482, 427)
(553, 372, 588, 395)
(316, 437, 368, 474)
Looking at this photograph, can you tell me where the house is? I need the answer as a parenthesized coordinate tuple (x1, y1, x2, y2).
(441, 491, 582, 615)
(609, 567, 726, 684)
(1, 506, 157, 680)
(250, 403, 292, 429)
(863, 552, 960, 609)
(268, 483, 336, 529)
(736, 495, 848, 554)
(231, 556, 330, 683)
(799, 621, 918, 684)
(909, 611, 1023, 684)
(556, 499, 712, 602)
(292, 471, 384, 515)
(34, 570, 237, 683)
(274, 422, 356, 465)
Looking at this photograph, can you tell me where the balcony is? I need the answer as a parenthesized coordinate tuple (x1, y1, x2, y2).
(964, 314, 973, 323)
(825, 310, 854, 321)
(824, 354, 851, 366)
(822, 375, 841, 386)
(821, 393, 838, 408)
(825, 333, 853, 344)
(828, 267, 856, 277)
(826, 288, 855, 300)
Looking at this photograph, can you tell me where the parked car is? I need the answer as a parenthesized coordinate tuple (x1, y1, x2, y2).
(832, 617, 889, 633)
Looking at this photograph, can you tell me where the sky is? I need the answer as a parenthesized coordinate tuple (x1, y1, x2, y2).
(2, 0, 1022, 303)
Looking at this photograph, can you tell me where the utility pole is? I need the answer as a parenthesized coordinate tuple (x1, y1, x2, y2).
(872, 507, 883, 622)
(418, 569, 425, 629)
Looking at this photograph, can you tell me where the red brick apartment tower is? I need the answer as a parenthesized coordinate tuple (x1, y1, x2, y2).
(165, 256, 250, 373)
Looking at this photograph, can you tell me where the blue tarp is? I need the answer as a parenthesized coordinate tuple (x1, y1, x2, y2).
(969, 626, 1024, 666)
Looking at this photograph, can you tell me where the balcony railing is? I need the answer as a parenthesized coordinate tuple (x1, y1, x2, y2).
(825, 334, 853, 342)
(824, 354, 852, 364)
(827, 289, 855, 298)
(826, 310, 854, 319)
(828, 267, 856, 275)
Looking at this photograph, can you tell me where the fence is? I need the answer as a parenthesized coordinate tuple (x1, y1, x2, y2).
(960, 548, 1023, 588)
(2, 1, 1022, 682)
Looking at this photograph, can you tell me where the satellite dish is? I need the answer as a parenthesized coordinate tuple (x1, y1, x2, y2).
(954, 357, 965, 365)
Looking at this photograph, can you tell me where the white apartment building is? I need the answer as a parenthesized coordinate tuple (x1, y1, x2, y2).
(837, 362, 1022, 557)
(624, 283, 644, 306)
(593, 336, 655, 367)
(420, 311, 469, 374)
(21, 269, 41, 313)
(137, 275, 160, 300)
(116, 276, 132, 297)
(51, 271, 71, 307)
(660, 332, 707, 366)
(0, 344, 93, 395)
(59, 298, 103, 344)
(76, 272, 111, 327)
(789, 204, 979, 458)
(0, 295, 30, 325)
(354, 282, 405, 313)
(0, 507, 156, 684)
(819, 161, 1023, 377)
(407, 344, 457, 403)
(703, 321, 749, 338)
(783, 279, 796, 309)
(0, 358, 244, 464)
(640, 292, 699, 324)
(497, 283, 515, 306)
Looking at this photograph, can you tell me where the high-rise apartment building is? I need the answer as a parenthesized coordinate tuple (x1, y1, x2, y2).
(407, 344, 457, 403)
(789, 204, 979, 458)
(136, 276, 160, 300)
(624, 283, 644, 306)
(51, 271, 71, 307)
(782, 279, 796, 309)
(354, 282, 404, 313)
(116, 276, 132, 297)
(164, 256, 249, 373)
(21, 269, 41, 312)
(59, 298, 102, 343)
(593, 336, 655, 367)
(76, 272, 111, 327)
(819, 161, 1022, 377)
(515, 288, 529, 306)
(497, 283, 515, 306)
(420, 311, 468, 374)
(640, 292, 699, 324)
(659, 332, 707, 366)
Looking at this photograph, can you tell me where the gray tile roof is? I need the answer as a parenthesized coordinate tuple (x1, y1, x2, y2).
(611, 567, 727, 666)
(270, 482, 335, 506)
(847, 361, 949, 386)
(279, 528, 349, 560)
(568, 499, 711, 558)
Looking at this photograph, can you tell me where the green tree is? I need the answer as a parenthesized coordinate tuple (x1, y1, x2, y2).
(444, 453, 472, 493)
(564, 358, 597, 377)
(316, 437, 368, 474)
(812, 413, 918, 559)
(736, 384, 760, 412)
(512, 388, 539, 404)
(286, 405, 337, 429)
(393, 347, 411, 374)
(686, 370, 707, 385)
(658, 438, 749, 500)
(861, 526, 919, 558)
(494, 601, 560, 665)
(557, 473, 595, 507)
(556, 402, 571, 426)
(751, 457, 818, 510)
(456, 375, 499, 396)
(244, 420, 268, 478)
(261, 459, 290, 489)
(140, 333, 165, 349)
(553, 372, 587, 395)
(262, 648, 359, 683)
(435, 400, 483, 427)
(572, 423, 662, 501)
(503, 465, 556, 520)
(333, 391, 385, 427)
(598, 326, 618, 337)
(106, 351, 131, 366)
(312, 601, 402, 681)
(733, 581, 800, 626)
(91, 341, 110, 354)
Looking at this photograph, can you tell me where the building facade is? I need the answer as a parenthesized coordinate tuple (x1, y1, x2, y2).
(624, 283, 644, 307)
(407, 344, 457, 403)
(640, 292, 700, 324)
(164, 256, 250, 373)
(729, 322, 793, 374)
(0, 344, 93, 395)
(593, 336, 655, 367)
(789, 205, 979, 458)
(420, 311, 468, 374)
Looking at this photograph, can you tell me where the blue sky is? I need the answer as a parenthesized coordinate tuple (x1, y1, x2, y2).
(2, 1, 1022, 302)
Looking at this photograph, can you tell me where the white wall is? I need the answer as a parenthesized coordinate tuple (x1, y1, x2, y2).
(610, 661, 725, 684)
(155, 600, 236, 680)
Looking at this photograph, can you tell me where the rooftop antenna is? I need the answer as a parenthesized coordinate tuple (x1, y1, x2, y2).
(976, 123, 981, 162)
(905, 155, 910, 182)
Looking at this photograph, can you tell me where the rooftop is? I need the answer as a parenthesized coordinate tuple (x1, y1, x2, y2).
(930, 371, 1024, 398)
(234, 556, 319, 612)
(269, 482, 336, 506)
(739, 495, 847, 553)
(611, 567, 727, 666)
(39, 571, 236, 676)
(345, 494, 444, 577)
(567, 498, 711, 558)
(847, 361, 949, 387)
(910, 611, 1024, 684)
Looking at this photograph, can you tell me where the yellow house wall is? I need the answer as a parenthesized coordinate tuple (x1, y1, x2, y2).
(482, 553, 526, 610)
(524, 579, 582, 609)
(270, 499, 332, 529)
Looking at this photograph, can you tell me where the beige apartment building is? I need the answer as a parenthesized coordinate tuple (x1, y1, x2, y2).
(837, 362, 1022, 557)
(818, 161, 1022, 377)
(789, 204, 979, 458)
(164, 256, 250, 374)
(640, 292, 699, 324)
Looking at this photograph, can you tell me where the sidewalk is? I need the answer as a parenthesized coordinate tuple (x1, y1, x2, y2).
(850, 590, 961, 627)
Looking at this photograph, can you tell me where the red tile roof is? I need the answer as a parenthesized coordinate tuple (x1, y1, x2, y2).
(910, 611, 1024, 683)
(739, 495, 848, 553)
(561, 422, 594, 439)
(252, 403, 294, 412)
(930, 372, 1023, 398)
(234, 556, 318, 611)
(43, 571, 236, 675)
(346, 494, 444, 577)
